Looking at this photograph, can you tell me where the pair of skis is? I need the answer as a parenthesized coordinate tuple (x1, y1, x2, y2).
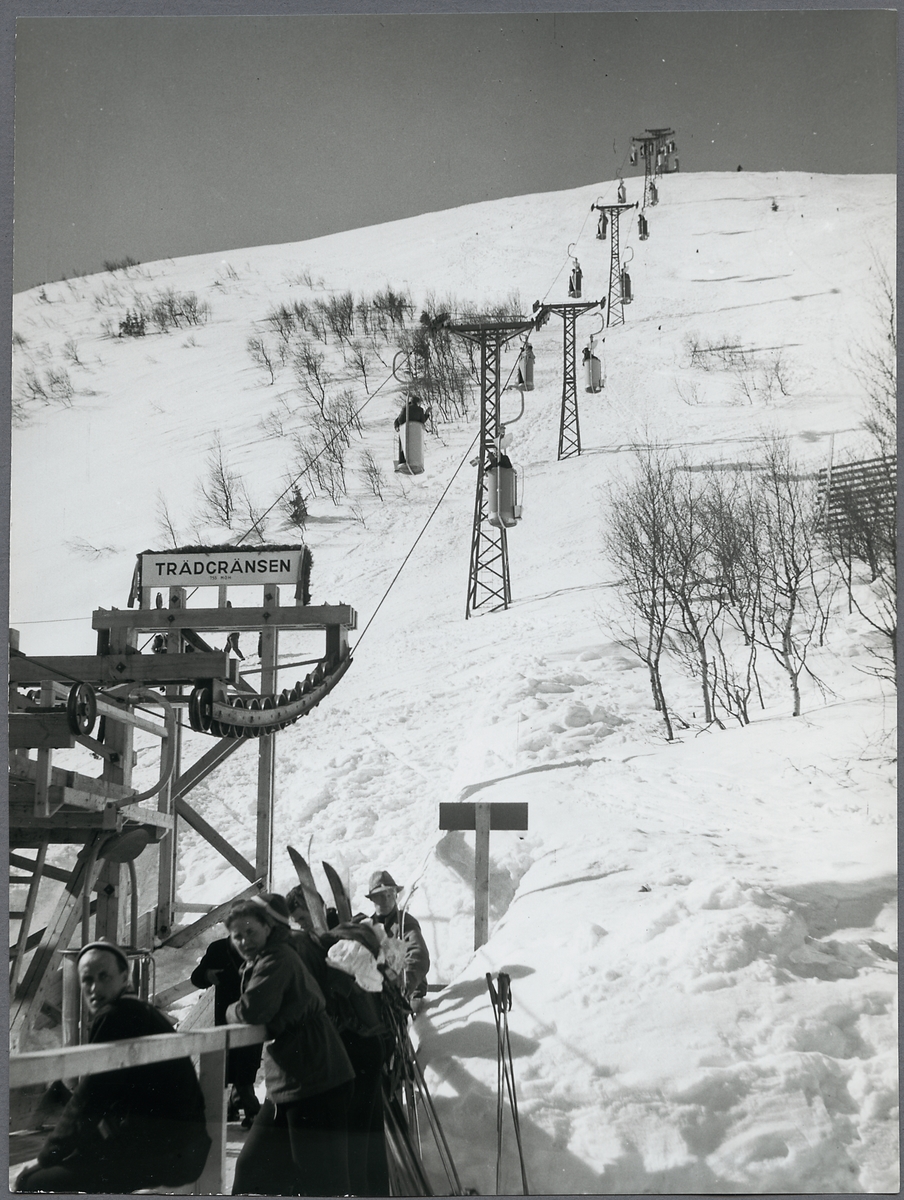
(487, 972, 530, 1195)
(286, 844, 352, 931)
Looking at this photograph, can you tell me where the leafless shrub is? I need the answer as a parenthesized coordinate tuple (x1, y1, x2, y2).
(360, 449, 386, 500)
(248, 336, 276, 385)
(197, 433, 243, 527)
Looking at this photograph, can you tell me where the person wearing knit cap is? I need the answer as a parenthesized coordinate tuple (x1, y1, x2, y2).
(367, 870, 431, 1005)
(225, 892, 355, 1196)
(17, 940, 210, 1193)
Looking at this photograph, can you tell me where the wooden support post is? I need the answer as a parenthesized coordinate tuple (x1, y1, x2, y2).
(438, 802, 529, 950)
(474, 804, 491, 949)
(195, 1044, 227, 1194)
(95, 625, 137, 942)
(155, 592, 185, 942)
(34, 682, 56, 817)
(256, 588, 278, 889)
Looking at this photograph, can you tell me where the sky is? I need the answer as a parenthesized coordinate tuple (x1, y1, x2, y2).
(9, 6, 897, 292)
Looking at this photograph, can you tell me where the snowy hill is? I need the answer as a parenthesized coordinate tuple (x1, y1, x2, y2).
(10, 171, 897, 1192)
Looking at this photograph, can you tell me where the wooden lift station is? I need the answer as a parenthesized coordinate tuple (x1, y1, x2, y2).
(9, 544, 355, 1050)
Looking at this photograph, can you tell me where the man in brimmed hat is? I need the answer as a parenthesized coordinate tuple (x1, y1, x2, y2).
(366, 870, 430, 1005)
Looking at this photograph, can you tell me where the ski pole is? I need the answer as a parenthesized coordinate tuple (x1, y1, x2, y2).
(407, 1036, 464, 1194)
(499, 974, 530, 1195)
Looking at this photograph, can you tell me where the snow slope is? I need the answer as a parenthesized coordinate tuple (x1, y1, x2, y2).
(10, 171, 897, 1192)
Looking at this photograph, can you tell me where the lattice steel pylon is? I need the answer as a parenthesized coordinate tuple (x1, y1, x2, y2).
(592, 203, 635, 328)
(447, 317, 537, 618)
(533, 299, 605, 460)
(631, 127, 677, 209)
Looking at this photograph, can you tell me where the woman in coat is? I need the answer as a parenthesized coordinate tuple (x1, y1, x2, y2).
(226, 893, 355, 1196)
(17, 940, 210, 1194)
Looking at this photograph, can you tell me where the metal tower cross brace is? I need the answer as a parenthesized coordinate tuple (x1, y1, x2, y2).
(592, 204, 635, 328)
(533, 299, 605, 461)
(447, 317, 537, 618)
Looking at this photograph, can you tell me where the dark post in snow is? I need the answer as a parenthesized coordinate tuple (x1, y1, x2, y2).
(439, 801, 529, 949)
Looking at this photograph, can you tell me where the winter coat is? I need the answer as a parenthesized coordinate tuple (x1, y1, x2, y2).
(394, 400, 428, 429)
(226, 924, 354, 1105)
(372, 907, 431, 998)
(190, 937, 244, 1024)
(35, 995, 210, 1185)
(191, 937, 262, 1085)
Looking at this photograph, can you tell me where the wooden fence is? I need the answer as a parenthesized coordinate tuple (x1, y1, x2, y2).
(10, 1023, 267, 1195)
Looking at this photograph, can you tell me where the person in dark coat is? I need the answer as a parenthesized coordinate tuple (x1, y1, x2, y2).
(17, 940, 210, 1194)
(191, 936, 262, 1125)
(286, 887, 391, 1197)
(366, 869, 431, 1005)
(227, 893, 355, 1197)
(393, 395, 429, 430)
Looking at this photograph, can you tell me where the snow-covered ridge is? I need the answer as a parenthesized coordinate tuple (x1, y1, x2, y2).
(10, 171, 897, 1192)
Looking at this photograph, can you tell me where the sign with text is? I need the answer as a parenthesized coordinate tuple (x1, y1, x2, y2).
(141, 549, 305, 587)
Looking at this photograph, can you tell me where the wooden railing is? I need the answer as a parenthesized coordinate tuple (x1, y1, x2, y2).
(10, 1023, 267, 1195)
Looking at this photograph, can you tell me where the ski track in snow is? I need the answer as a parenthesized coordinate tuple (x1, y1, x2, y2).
(10, 171, 897, 1193)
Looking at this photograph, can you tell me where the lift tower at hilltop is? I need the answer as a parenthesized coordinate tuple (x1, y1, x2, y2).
(631, 127, 678, 209)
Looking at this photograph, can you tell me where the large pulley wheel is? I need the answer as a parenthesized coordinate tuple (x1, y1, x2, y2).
(66, 683, 97, 737)
(188, 685, 213, 733)
(247, 697, 262, 737)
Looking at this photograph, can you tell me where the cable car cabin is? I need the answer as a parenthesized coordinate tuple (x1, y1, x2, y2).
(394, 397, 428, 474)
(583, 348, 602, 393)
(638, 214, 649, 240)
(620, 269, 633, 304)
(568, 261, 583, 299)
(649, 183, 658, 206)
(596, 210, 608, 240)
(617, 181, 627, 204)
(487, 456, 521, 529)
(516, 342, 535, 390)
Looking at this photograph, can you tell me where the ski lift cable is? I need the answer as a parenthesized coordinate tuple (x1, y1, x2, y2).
(355, 430, 480, 649)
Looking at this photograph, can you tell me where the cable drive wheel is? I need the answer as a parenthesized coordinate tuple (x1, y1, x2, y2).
(66, 683, 97, 737)
(188, 685, 213, 733)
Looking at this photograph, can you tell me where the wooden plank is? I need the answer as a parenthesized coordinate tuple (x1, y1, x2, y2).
(8, 713, 76, 750)
(161, 882, 262, 948)
(10, 1024, 267, 1089)
(172, 797, 258, 883)
(439, 801, 530, 830)
(9, 651, 234, 686)
(196, 1045, 228, 1194)
(92, 603, 357, 633)
(154, 977, 200, 1007)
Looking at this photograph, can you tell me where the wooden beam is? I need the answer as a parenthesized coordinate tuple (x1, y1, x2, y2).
(92, 603, 357, 633)
(10, 836, 105, 1048)
(161, 882, 262, 948)
(10, 1023, 267, 1089)
(9, 854, 72, 884)
(173, 796, 257, 882)
(9, 651, 235, 686)
(171, 736, 248, 802)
